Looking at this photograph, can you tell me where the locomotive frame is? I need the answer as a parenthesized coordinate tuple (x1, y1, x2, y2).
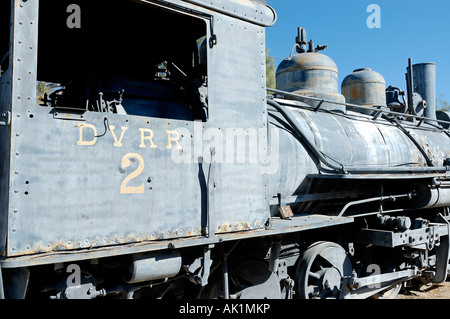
(0, 0, 449, 299)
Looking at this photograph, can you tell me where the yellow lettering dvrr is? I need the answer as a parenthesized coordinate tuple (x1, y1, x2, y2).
(109, 126, 128, 147)
(167, 130, 183, 150)
(77, 123, 97, 146)
(139, 128, 158, 149)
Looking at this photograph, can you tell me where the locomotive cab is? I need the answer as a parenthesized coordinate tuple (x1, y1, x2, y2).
(0, 0, 281, 299)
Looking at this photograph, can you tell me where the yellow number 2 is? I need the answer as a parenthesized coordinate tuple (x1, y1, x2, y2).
(120, 153, 145, 194)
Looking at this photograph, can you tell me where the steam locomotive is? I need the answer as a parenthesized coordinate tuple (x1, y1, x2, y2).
(0, 0, 448, 299)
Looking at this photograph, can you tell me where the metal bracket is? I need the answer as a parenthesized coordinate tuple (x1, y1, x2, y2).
(53, 110, 86, 121)
(359, 223, 448, 248)
(200, 244, 213, 286)
(313, 99, 324, 112)
(209, 34, 217, 47)
(185, 244, 214, 286)
(209, 17, 217, 47)
(371, 106, 384, 120)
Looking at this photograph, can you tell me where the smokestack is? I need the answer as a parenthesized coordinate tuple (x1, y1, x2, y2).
(413, 62, 436, 120)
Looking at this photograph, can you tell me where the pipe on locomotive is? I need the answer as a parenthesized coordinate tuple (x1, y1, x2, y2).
(124, 251, 182, 284)
(411, 61, 437, 121)
(266, 97, 449, 175)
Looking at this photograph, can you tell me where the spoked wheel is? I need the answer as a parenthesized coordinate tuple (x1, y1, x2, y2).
(296, 241, 353, 299)
(204, 257, 281, 299)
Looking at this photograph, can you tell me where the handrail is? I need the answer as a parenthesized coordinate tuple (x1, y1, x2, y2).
(267, 87, 450, 128)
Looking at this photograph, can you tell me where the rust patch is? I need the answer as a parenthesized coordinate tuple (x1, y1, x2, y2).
(8, 227, 203, 257)
(215, 221, 255, 234)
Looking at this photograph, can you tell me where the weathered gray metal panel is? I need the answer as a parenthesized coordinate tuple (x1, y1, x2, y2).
(7, 0, 40, 257)
(8, 113, 207, 255)
(267, 120, 318, 206)
(289, 108, 426, 168)
(204, 11, 269, 234)
(5, 0, 271, 257)
(0, 0, 13, 257)
(410, 126, 450, 167)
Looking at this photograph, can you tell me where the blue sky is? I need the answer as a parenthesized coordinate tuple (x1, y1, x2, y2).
(265, 0, 450, 105)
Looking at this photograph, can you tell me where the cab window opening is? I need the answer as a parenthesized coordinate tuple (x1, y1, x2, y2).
(37, 0, 209, 122)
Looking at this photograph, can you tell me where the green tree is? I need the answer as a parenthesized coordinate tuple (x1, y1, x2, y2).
(437, 93, 450, 112)
(266, 48, 276, 90)
(36, 81, 60, 104)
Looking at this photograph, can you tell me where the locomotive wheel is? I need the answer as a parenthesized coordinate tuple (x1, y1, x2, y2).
(204, 257, 281, 299)
(296, 241, 352, 299)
